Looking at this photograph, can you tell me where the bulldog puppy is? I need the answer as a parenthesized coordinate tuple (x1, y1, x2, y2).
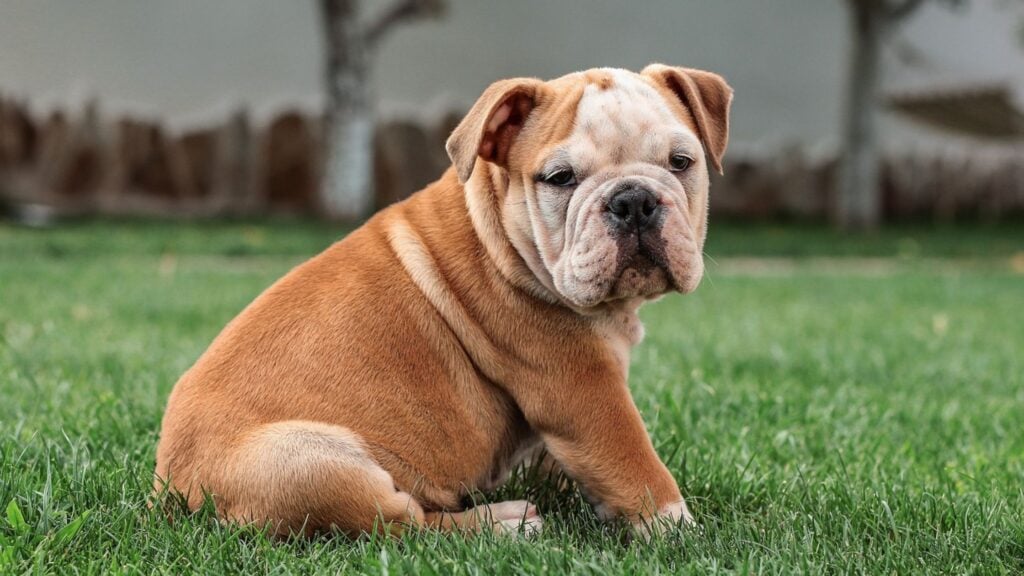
(155, 64, 732, 538)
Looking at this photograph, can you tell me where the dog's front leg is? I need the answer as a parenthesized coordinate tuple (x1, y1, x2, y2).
(516, 369, 693, 534)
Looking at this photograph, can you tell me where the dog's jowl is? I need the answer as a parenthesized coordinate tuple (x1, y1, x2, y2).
(154, 65, 732, 538)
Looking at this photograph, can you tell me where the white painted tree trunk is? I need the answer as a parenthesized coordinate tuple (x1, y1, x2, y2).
(837, 2, 888, 231)
(320, 0, 374, 221)
(322, 71, 374, 220)
(318, 0, 443, 220)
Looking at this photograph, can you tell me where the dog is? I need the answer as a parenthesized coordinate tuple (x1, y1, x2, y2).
(155, 64, 732, 538)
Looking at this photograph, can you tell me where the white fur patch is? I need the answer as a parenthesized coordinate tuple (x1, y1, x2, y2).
(571, 69, 699, 166)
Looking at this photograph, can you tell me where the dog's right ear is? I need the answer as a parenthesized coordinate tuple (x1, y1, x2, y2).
(642, 64, 733, 175)
(446, 78, 544, 184)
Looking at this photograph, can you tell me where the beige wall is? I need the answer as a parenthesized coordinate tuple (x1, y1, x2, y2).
(0, 0, 1021, 146)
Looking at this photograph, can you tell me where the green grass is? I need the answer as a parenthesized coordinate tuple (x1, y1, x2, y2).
(1, 220, 1022, 574)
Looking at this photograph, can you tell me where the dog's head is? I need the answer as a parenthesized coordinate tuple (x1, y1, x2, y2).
(447, 66, 732, 309)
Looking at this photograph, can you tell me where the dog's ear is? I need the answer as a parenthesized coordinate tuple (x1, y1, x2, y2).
(642, 64, 733, 174)
(446, 78, 545, 183)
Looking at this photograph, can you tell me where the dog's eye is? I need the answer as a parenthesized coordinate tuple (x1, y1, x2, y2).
(669, 154, 693, 173)
(541, 169, 577, 188)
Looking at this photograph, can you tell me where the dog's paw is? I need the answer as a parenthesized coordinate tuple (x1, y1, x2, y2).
(632, 500, 695, 541)
(487, 500, 543, 538)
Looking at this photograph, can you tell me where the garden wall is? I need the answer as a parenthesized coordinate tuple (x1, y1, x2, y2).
(2, 96, 1022, 222)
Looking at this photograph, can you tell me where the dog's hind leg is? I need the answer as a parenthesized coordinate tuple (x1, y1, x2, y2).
(216, 420, 427, 537)
(215, 420, 541, 537)
(422, 500, 542, 536)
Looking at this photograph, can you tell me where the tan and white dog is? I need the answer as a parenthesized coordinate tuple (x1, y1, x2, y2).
(155, 64, 732, 538)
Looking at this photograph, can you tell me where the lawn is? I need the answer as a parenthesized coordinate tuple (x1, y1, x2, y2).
(1, 219, 1022, 574)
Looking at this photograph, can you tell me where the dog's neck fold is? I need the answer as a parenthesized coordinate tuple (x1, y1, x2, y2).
(463, 166, 563, 306)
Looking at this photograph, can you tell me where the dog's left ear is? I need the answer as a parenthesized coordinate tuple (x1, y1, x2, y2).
(446, 77, 545, 183)
(642, 64, 733, 174)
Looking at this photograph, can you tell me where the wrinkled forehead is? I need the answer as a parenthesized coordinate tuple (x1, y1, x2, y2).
(548, 69, 701, 169)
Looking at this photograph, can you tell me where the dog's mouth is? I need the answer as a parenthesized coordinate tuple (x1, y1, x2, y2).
(622, 242, 666, 275)
(606, 238, 674, 300)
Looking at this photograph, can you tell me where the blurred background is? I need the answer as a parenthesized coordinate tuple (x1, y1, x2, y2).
(2, 0, 1023, 228)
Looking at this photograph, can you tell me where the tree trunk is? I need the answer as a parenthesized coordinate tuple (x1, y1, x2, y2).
(320, 0, 374, 221)
(836, 1, 888, 231)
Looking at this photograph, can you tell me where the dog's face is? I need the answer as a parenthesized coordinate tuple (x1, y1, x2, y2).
(448, 66, 732, 309)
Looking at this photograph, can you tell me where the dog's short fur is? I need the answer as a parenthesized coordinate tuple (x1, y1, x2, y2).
(155, 65, 732, 537)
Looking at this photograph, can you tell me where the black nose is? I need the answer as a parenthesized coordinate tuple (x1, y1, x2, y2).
(606, 186, 660, 231)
